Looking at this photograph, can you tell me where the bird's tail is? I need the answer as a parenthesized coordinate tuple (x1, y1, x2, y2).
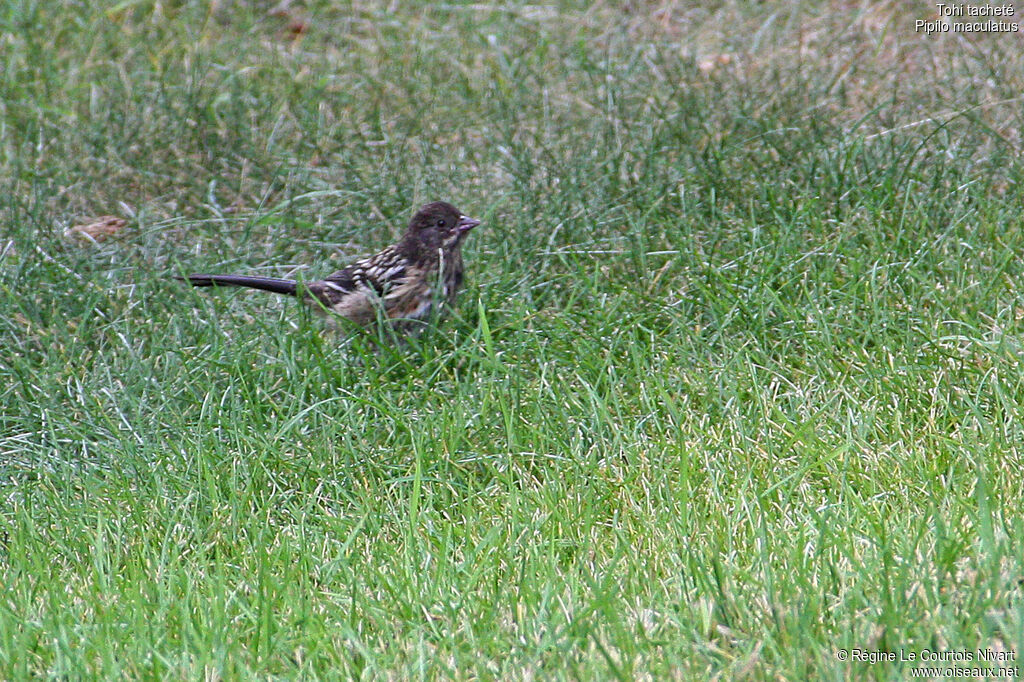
(179, 274, 298, 296)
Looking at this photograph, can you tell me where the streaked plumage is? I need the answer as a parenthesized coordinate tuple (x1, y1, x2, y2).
(181, 201, 480, 333)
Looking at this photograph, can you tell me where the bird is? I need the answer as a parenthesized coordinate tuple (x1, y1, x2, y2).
(179, 201, 481, 333)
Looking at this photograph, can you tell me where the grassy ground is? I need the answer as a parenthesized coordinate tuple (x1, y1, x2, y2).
(2, 0, 1024, 678)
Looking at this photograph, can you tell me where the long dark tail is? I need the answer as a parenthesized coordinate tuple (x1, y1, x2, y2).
(179, 274, 298, 296)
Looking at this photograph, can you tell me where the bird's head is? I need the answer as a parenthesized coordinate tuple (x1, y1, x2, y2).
(404, 201, 480, 252)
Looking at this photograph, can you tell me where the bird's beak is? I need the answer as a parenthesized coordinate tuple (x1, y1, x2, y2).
(457, 215, 481, 232)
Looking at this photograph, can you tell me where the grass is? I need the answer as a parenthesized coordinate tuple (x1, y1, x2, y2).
(2, 0, 1024, 678)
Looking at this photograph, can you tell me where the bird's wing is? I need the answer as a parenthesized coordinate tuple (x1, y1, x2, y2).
(306, 247, 411, 324)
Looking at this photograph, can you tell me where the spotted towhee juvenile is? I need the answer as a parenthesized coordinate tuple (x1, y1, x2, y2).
(180, 201, 481, 332)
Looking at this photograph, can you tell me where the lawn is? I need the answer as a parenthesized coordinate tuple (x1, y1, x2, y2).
(2, 1, 1023, 678)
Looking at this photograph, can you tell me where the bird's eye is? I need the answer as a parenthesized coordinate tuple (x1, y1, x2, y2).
(436, 219, 446, 228)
